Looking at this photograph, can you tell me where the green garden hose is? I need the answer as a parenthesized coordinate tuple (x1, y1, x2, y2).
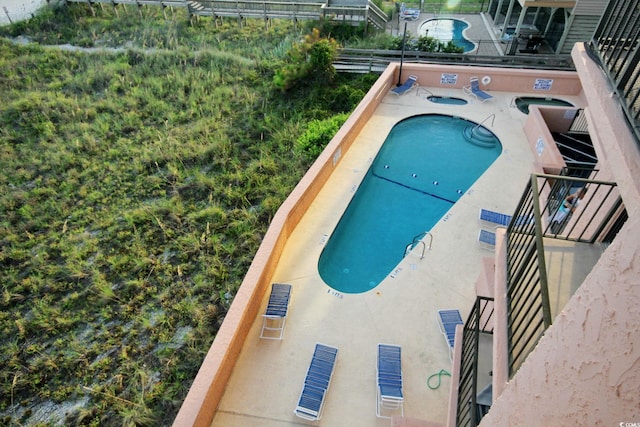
(427, 369, 451, 390)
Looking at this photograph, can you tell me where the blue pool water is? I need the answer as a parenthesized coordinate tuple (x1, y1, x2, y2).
(428, 95, 468, 105)
(514, 97, 574, 114)
(318, 114, 501, 294)
(419, 18, 475, 53)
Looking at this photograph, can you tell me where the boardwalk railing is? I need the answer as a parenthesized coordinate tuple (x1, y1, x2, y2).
(334, 48, 575, 73)
(64, 0, 389, 29)
(187, 0, 324, 20)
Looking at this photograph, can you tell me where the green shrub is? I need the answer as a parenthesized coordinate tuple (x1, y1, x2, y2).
(416, 35, 439, 52)
(274, 28, 338, 91)
(296, 113, 350, 159)
(328, 84, 366, 113)
(439, 40, 465, 53)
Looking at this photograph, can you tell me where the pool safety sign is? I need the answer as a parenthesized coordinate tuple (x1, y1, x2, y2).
(536, 137, 545, 156)
(533, 78, 553, 91)
(441, 73, 458, 85)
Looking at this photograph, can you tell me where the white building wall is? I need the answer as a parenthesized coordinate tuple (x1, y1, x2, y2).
(0, 0, 50, 25)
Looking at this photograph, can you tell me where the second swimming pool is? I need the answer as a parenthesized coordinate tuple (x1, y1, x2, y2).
(419, 18, 475, 53)
(318, 114, 502, 293)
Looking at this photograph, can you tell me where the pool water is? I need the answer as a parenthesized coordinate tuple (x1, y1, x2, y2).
(318, 114, 502, 294)
(427, 95, 468, 105)
(419, 18, 475, 53)
(514, 97, 575, 114)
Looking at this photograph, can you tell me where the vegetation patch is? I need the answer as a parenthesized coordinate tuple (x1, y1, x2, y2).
(0, 5, 376, 425)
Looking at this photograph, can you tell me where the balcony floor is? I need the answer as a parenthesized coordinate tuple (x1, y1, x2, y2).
(544, 238, 608, 318)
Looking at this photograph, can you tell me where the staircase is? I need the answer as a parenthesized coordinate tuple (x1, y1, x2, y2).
(552, 131, 597, 170)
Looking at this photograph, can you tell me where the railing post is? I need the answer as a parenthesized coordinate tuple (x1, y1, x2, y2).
(530, 176, 553, 328)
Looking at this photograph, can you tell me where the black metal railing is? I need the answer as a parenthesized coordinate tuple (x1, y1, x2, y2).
(456, 296, 494, 427)
(539, 174, 621, 242)
(505, 174, 620, 376)
(588, 0, 640, 145)
(568, 108, 589, 134)
(334, 47, 575, 73)
(505, 178, 551, 378)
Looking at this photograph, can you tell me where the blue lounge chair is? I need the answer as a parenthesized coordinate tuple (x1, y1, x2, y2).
(478, 229, 496, 250)
(260, 283, 292, 339)
(399, 3, 420, 21)
(376, 344, 404, 418)
(479, 208, 512, 228)
(437, 309, 463, 361)
(391, 75, 418, 96)
(480, 208, 534, 229)
(464, 76, 494, 102)
(294, 343, 338, 421)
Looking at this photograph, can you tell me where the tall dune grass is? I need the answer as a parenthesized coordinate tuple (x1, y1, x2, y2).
(0, 11, 376, 425)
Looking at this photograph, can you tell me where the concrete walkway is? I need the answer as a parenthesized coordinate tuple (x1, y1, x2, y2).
(390, 13, 504, 56)
(210, 87, 585, 427)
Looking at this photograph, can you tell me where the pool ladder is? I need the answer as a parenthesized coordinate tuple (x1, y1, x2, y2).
(404, 232, 433, 259)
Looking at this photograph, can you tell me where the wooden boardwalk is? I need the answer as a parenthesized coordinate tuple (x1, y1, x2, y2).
(63, 0, 389, 29)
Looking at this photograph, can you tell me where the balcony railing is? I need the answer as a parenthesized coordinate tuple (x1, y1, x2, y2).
(456, 296, 494, 427)
(455, 173, 623, 426)
(506, 174, 620, 376)
(588, 0, 640, 146)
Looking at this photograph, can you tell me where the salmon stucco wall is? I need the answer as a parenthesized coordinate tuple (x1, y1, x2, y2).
(478, 42, 640, 427)
(397, 64, 581, 95)
(523, 107, 566, 174)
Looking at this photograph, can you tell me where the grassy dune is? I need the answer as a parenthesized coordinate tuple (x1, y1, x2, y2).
(0, 6, 376, 425)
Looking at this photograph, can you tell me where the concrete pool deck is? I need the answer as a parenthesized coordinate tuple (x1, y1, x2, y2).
(208, 81, 586, 426)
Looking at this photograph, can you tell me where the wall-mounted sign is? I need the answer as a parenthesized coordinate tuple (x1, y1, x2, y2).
(441, 73, 458, 85)
(333, 147, 341, 166)
(536, 137, 545, 156)
(533, 78, 553, 91)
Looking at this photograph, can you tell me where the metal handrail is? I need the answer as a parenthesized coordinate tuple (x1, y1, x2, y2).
(404, 231, 432, 259)
(588, 0, 640, 148)
(405, 240, 426, 259)
(470, 113, 495, 137)
(334, 48, 575, 72)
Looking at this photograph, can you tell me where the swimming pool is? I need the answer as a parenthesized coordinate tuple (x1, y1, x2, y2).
(427, 95, 468, 105)
(419, 18, 475, 53)
(318, 114, 502, 294)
